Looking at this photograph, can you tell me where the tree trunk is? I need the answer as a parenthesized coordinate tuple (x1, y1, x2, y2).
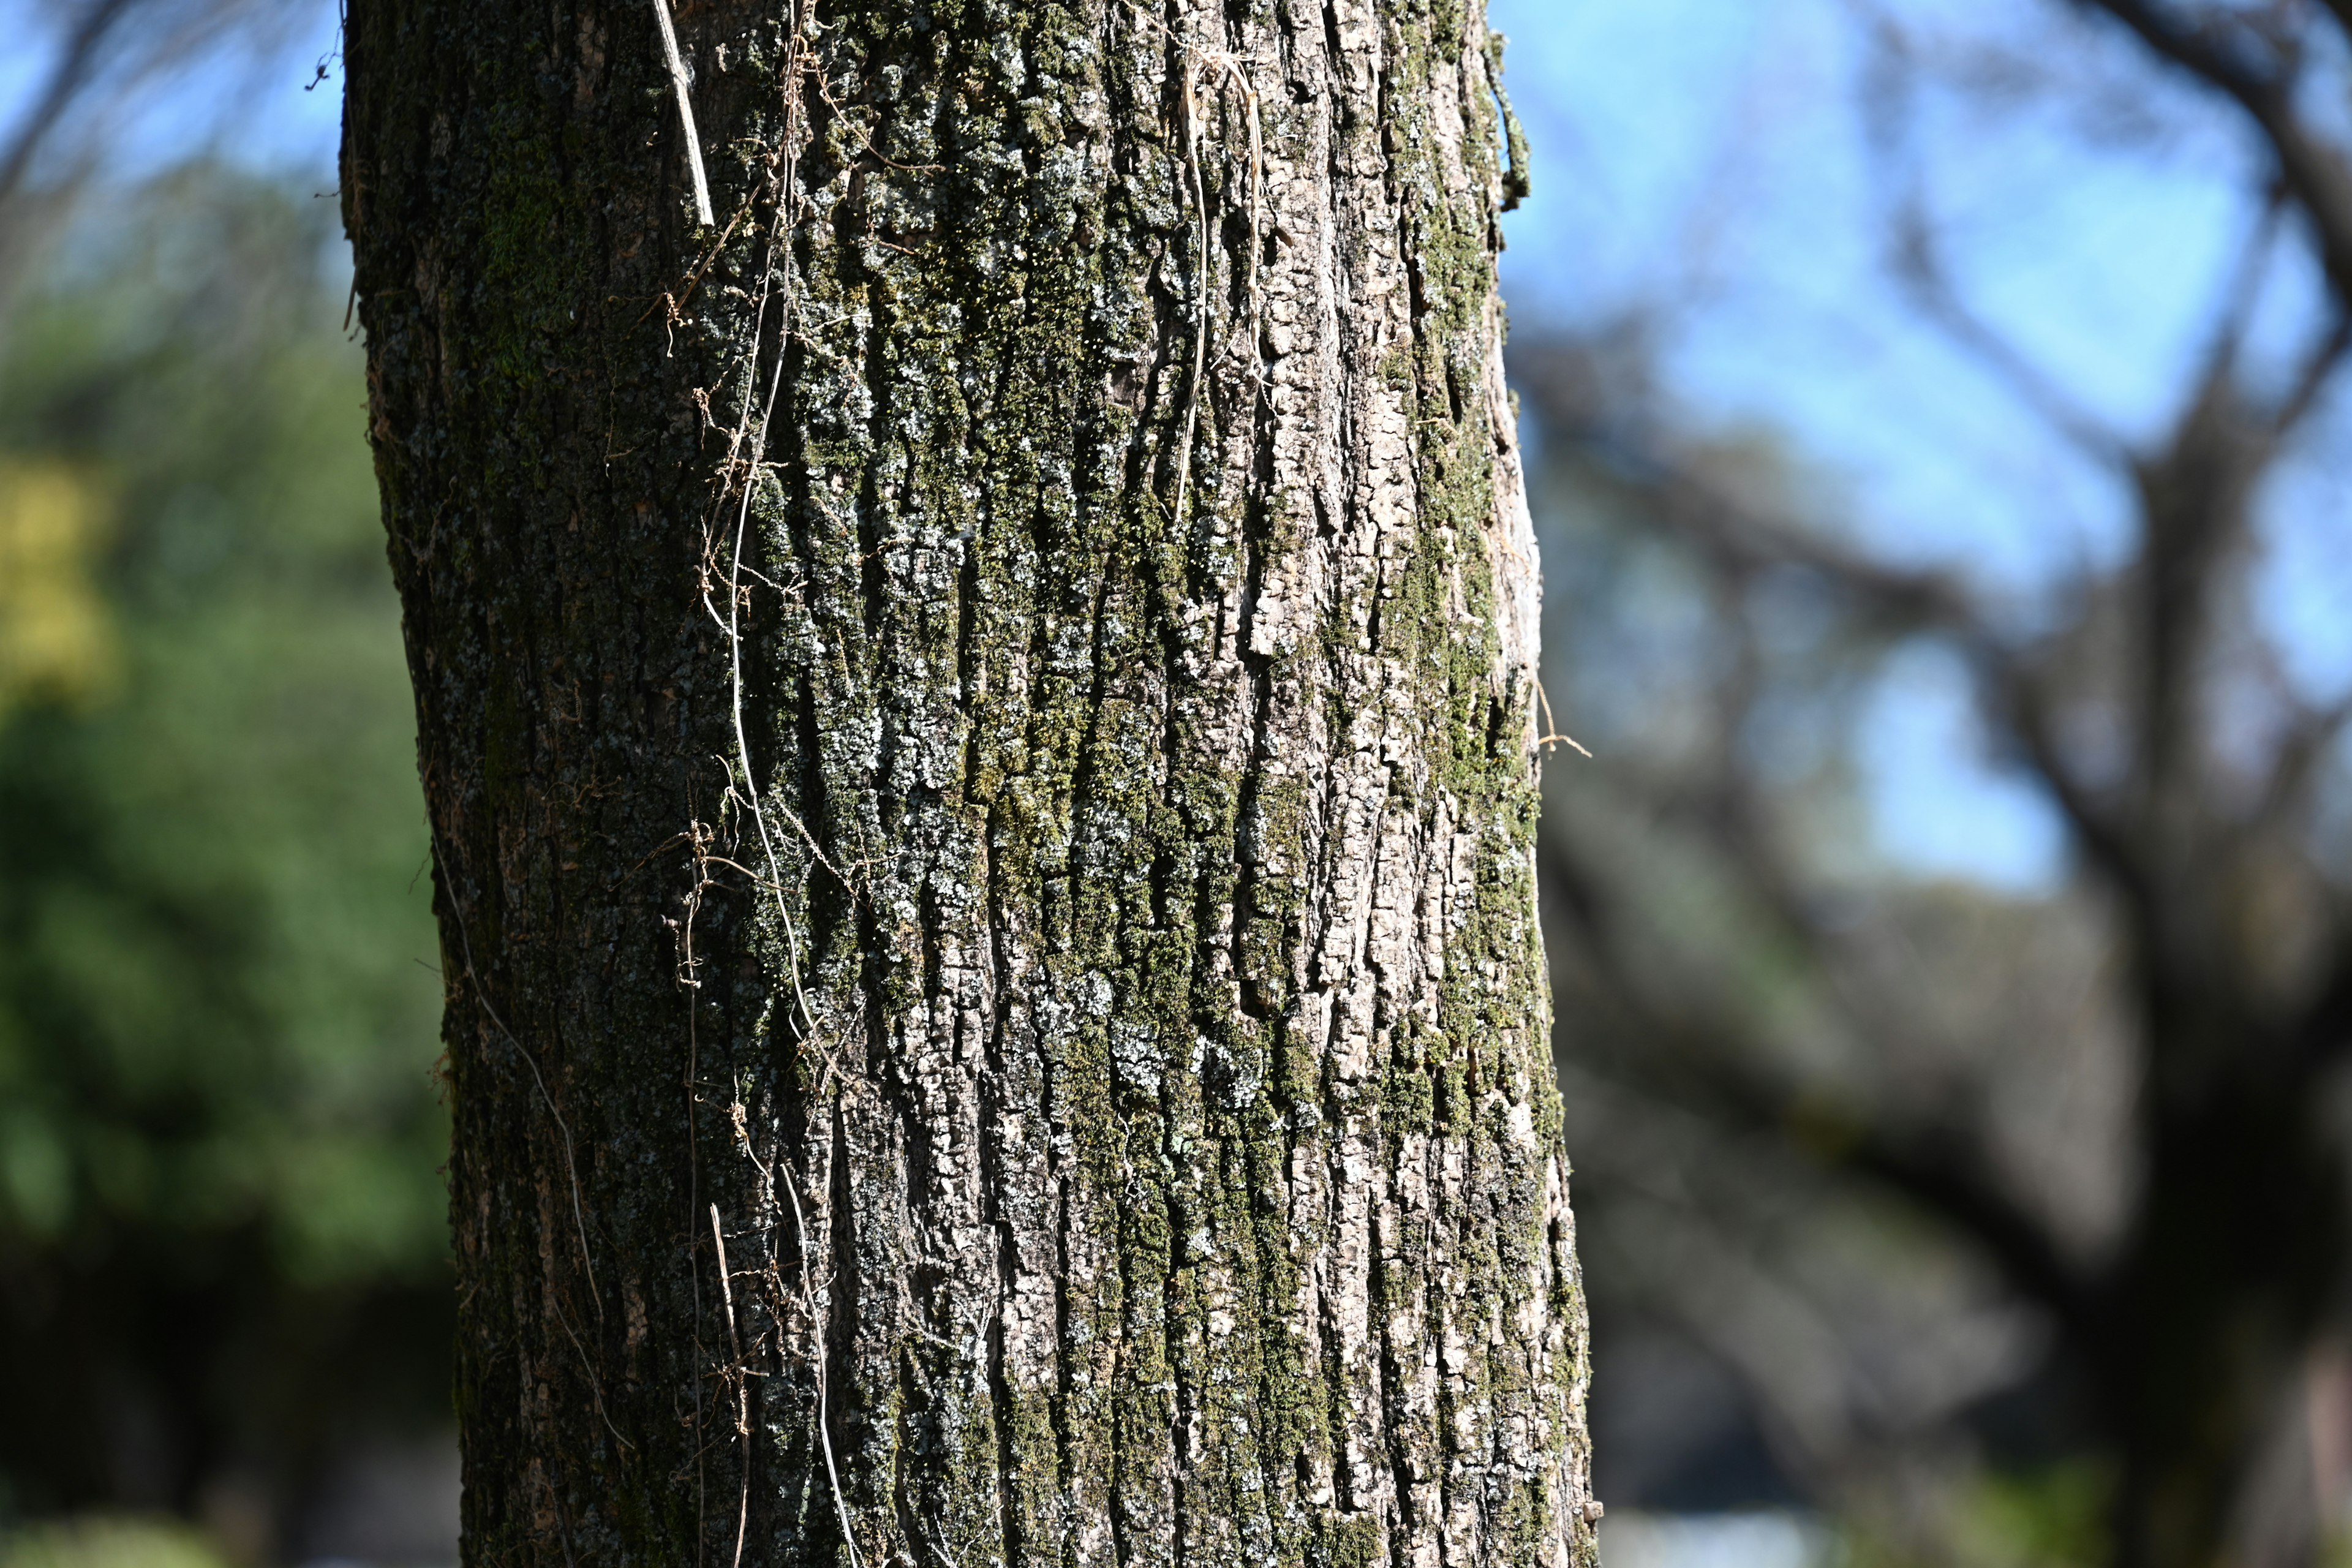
(342, 1, 1591, 1564)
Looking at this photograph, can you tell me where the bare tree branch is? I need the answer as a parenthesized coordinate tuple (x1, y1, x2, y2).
(1538, 829, 2098, 1344)
(2078, 0, 2352, 304)
(2289, 938, 2352, 1077)
(1839, 1123, 2100, 1342)
(2273, 311, 2352, 434)
(2132, 380, 2265, 817)
(0, 0, 136, 213)
(1963, 644, 2152, 907)
(1521, 351, 2162, 908)
(1672, 452, 2149, 895)
(2252, 692, 2352, 842)
(1891, 204, 2132, 467)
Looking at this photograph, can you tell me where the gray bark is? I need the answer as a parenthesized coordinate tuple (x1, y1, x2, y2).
(342, 1, 1593, 1564)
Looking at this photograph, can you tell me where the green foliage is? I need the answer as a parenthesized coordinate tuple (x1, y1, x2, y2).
(0, 1517, 230, 1568)
(1965, 1463, 2109, 1567)
(0, 165, 446, 1509)
(1822, 1466, 2111, 1568)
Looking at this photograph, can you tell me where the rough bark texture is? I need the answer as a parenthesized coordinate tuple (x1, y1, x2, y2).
(342, 1, 1590, 1564)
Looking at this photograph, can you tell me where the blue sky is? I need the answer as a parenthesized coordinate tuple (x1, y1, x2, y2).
(10, 0, 2348, 894)
(0, 1, 342, 181)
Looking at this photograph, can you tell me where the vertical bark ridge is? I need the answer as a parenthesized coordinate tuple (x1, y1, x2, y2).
(344, 0, 1592, 1564)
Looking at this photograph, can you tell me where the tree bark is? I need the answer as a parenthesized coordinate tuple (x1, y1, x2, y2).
(342, 1, 1591, 1564)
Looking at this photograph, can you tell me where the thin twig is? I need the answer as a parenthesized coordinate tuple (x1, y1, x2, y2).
(697, 4, 845, 1055)
(782, 1165, 863, 1568)
(651, 0, 716, 227)
(1171, 58, 1211, 528)
(716, 270, 828, 1047)
(427, 829, 630, 1460)
(684, 9, 864, 1559)
(1537, 677, 1593, 758)
(1139, 6, 1263, 529)
(428, 831, 605, 1323)
(552, 1295, 636, 1454)
(710, 1204, 752, 1568)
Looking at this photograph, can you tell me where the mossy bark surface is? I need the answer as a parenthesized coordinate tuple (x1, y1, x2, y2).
(344, 1, 1591, 1563)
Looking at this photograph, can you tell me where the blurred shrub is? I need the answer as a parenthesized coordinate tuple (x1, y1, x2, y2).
(0, 166, 447, 1525)
(0, 462, 119, 713)
(0, 1517, 231, 1568)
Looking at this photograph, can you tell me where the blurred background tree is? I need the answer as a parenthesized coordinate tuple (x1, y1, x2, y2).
(0, 4, 451, 1560)
(1510, 2, 2352, 1566)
